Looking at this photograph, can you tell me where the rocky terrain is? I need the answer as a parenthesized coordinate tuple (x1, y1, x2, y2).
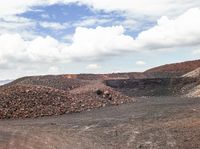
(144, 59, 200, 78)
(1, 97, 200, 149)
(182, 67, 200, 78)
(1, 59, 200, 119)
(106, 77, 199, 97)
(1, 59, 200, 148)
(0, 77, 132, 119)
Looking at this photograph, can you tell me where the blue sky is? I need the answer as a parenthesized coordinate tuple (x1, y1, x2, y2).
(20, 4, 138, 39)
(0, 1, 200, 79)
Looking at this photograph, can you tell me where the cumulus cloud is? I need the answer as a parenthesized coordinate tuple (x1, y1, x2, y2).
(1, 0, 198, 39)
(72, 0, 200, 17)
(0, 26, 132, 68)
(67, 26, 136, 60)
(1, 6, 200, 78)
(0, 0, 200, 18)
(135, 8, 200, 50)
(2, 8, 200, 67)
(0, 34, 69, 65)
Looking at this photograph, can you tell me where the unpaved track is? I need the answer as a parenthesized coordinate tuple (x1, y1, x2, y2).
(1, 97, 200, 149)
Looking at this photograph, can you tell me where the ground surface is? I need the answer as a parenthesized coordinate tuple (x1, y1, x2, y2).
(1, 97, 200, 149)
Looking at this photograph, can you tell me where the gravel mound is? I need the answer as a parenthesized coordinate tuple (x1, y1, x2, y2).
(0, 81, 132, 119)
(7, 75, 88, 91)
(0, 85, 74, 119)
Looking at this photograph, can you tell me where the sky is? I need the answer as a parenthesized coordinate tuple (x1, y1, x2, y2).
(1, 0, 200, 79)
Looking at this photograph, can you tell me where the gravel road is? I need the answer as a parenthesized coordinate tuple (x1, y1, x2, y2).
(1, 97, 200, 149)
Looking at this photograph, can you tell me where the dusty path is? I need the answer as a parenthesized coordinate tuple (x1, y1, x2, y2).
(1, 97, 200, 149)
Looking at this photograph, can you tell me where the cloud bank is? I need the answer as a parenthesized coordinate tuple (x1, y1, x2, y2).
(1, 8, 200, 64)
(1, 0, 200, 79)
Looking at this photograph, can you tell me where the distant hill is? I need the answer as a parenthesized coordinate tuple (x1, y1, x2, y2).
(144, 59, 200, 78)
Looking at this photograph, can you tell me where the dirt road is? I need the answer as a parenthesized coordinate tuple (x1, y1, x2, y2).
(1, 97, 200, 149)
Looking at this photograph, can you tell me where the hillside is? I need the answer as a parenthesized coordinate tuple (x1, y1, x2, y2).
(182, 67, 200, 78)
(144, 59, 200, 78)
(7, 75, 89, 91)
(1, 59, 200, 119)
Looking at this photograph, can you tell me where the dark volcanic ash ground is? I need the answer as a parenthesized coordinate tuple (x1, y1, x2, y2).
(1, 97, 200, 149)
(1, 60, 200, 148)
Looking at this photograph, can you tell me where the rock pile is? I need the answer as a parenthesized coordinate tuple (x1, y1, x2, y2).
(0, 81, 132, 119)
(8, 75, 88, 91)
(0, 85, 72, 119)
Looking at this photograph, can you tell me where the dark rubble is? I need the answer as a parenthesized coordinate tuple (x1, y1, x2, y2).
(0, 79, 132, 119)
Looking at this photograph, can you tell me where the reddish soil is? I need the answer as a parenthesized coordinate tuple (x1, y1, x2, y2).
(7, 75, 89, 91)
(144, 59, 200, 78)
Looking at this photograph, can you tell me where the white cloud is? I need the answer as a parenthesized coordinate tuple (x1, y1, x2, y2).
(0, 0, 43, 17)
(1, 8, 200, 63)
(0, 25, 136, 79)
(136, 8, 200, 50)
(68, 7, 200, 59)
(27, 36, 68, 62)
(74, 0, 200, 18)
(0, 0, 200, 19)
(73, 17, 112, 27)
(0, 1, 199, 40)
(0, 34, 69, 64)
(62, 34, 73, 42)
(86, 64, 101, 69)
(136, 61, 146, 65)
(39, 22, 69, 30)
(0, 16, 36, 39)
(67, 26, 136, 60)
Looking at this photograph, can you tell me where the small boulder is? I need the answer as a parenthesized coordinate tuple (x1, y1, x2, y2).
(96, 89, 103, 95)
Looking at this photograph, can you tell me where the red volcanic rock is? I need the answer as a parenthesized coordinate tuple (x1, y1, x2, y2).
(0, 79, 132, 119)
(7, 75, 89, 91)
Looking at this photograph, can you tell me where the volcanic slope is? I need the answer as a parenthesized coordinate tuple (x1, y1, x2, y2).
(144, 59, 200, 78)
(106, 59, 200, 97)
(2, 59, 200, 119)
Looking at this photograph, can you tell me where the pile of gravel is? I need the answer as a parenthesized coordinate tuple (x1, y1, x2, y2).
(0, 82, 132, 119)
